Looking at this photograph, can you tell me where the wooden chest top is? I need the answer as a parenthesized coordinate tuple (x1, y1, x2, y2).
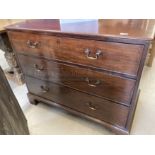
(5, 19, 155, 41)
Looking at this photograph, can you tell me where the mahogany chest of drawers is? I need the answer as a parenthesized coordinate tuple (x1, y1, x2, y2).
(6, 19, 153, 134)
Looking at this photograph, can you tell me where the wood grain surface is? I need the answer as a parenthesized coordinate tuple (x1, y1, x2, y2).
(0, 67, 29, 135)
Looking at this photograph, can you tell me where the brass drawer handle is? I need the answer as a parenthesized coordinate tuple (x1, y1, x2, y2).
(34, 64, 44, 72)
(85, 77, 101, 87)
(84, 49, 102, 60)
(27, 40, 40, 49)
(86, 102, 97, 111)
(40, 85, 49, 93)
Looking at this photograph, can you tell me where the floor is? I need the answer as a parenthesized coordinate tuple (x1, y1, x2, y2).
(0, 50, 155, 135)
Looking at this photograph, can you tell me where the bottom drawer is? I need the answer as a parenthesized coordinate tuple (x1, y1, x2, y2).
(25, 76, 129, 128)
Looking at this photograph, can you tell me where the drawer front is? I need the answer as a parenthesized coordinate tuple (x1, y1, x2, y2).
(58, 37, 143, 77)
(8, 31, 59, 57)
(25, 76, 129, 128)
(8, 31, 143, 77)
(18, 55, 135, 105)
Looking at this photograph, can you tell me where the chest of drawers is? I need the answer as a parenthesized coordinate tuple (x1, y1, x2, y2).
(6, 19, 152, 134)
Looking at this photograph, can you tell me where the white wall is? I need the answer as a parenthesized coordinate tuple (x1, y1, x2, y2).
(60, 19, 96, 24)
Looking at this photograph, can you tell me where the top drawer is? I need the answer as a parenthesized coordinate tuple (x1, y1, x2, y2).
(8, 31, 144, 77)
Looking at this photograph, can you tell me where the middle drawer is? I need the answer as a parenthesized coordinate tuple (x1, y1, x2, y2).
(18, 54, 135, 105)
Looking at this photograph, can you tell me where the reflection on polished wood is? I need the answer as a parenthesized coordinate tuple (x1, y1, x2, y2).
(6, 19, 155, 40)
(98, 19, 155, 39)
